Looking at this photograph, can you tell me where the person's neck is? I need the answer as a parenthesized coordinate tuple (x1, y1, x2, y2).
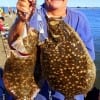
(47, 10, 66, 18)
(45, 6, 67, 18)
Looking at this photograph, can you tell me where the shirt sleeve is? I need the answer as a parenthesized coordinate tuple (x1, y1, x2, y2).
(75, 13, 95, 60)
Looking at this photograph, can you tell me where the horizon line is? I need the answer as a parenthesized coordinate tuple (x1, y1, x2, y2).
(0, 6, 100, 8)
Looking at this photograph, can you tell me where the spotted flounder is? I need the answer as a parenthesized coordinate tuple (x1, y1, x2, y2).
(3, 26, 39, 100)
(40, 17, 96, 100)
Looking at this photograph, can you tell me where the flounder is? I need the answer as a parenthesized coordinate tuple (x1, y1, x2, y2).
(3, 24, 39, 100)
(40, 17, 96, 100)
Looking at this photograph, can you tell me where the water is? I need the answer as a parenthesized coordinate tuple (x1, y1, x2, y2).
(1, 7, 100, 88)
(76, 7, 100, 88)
(77, 8, 100, 70)
(3, 7, 100, 69)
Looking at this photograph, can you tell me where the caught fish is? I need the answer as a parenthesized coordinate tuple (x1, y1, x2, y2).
(3, 24, 39, 100)
(40, 17, 96, 100)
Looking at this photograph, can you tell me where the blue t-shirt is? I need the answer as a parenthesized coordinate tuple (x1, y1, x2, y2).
(29, 5, 95, 100)
(0, 4, 95, 100)
(29, 5, 95, 60)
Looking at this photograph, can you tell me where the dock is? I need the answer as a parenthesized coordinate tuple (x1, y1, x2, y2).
(0, 33, 10, 69)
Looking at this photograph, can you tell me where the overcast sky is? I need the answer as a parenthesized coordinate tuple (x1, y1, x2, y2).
(0, 0, 100, 7)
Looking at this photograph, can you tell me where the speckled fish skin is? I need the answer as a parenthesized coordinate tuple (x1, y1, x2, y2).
(3, 28, 39, 100)
(40, 17, 96, 100)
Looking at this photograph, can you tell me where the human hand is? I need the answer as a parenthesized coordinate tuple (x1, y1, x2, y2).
(17, 0, 36, 21)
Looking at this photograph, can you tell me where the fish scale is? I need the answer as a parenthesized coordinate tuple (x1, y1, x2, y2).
(3, 27, 39, 100)
(40, 17, 96, 100)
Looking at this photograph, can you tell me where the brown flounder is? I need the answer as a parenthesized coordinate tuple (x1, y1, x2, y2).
(3, 25, 39, 100)
(40, 17, 96, 100)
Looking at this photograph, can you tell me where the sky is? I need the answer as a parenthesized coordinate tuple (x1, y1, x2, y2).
(0, 0, 100, 7)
